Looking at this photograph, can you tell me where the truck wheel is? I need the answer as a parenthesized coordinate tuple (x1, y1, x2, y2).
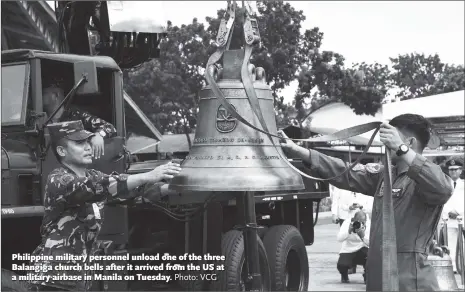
(263, 225, 309, 291)
(213, 230, 271, 291)
(179, 262, 208, 291)
(257, 226, 268, 239)
(183, 272, 208, 291)
(1, 269, 30, 292)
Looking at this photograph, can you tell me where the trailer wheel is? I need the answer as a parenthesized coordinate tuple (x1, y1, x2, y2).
(263, 225, 309, 291)
(1, 269, 30, 292)
(212, 230, 271, 291)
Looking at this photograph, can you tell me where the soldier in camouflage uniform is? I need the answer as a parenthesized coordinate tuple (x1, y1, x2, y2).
(28, 120, 181, 291)
(43, 84, 116, 160)
(280, 114, 453, 291)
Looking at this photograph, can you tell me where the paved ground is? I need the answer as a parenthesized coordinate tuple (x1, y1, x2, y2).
(307, 223, 366, 291)
(308, 221, 464, 291)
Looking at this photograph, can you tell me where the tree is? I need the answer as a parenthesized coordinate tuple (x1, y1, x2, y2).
(294, 51, 390, 124)
(124, 19, 214, 148)
(390, 53, 465, 100)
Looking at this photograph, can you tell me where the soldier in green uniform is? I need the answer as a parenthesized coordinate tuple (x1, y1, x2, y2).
(43, 84, 117, 160)
(28, 120, 181, 291)
(279, 114, 453, 291)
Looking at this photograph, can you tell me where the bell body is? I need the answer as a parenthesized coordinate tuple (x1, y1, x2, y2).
(426, 253, 459, 291)
(169, 50, 305, 192)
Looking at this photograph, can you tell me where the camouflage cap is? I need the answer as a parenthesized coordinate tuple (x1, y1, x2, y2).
(47, 120, 95, 142)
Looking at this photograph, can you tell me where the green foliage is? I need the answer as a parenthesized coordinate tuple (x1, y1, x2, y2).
(123, 2, 464, 138)
(390, 53, 465, 100)
(124, 19, 214, 144)
(296, 52, 389, 118)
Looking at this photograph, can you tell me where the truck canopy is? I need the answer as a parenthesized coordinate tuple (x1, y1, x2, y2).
(1, 49, 120, 71)
(308, 91, 465, 147)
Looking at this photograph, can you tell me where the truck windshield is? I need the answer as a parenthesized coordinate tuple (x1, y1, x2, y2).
(1, 64, 28, 125)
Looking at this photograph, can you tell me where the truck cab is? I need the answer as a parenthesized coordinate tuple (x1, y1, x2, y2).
(0, 50, 162, 286)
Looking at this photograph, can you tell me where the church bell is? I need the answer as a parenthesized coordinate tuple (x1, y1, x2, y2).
(427, 243, 460, 291)
(169, 50, 305, 192)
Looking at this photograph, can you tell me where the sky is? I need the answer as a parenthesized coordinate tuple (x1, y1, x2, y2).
(46, 1, 465, 103)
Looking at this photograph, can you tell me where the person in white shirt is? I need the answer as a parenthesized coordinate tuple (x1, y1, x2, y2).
(336, 210, 370, 284)
(331, 184, 374, 224)
(441, 158, 464, 273)
(331, 184, 374, 274)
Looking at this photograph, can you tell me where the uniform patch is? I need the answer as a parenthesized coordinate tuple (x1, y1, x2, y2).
(59, 173, 75, 185)
(392, 188, 403, 198)
(352, 164, 365, 172)
(366, 163, 382, 174)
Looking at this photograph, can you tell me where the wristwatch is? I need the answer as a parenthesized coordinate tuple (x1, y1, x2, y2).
(396, 144, 409, 156)
(98, 130, 107, 138)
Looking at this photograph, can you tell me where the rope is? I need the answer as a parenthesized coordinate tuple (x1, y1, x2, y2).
(204, 1, 399, 290)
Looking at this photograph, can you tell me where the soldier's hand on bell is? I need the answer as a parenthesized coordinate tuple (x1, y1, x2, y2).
(147, 162, 182, 182)
(379, 122, 404, 150)
(90, 134, 105, 159)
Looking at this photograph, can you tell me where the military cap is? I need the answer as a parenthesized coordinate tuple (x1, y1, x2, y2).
(47, 120, 95, 142)
(445, 157, 464, 170)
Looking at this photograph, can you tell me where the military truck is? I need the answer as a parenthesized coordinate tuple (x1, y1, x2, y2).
(1, 1, 330, 291)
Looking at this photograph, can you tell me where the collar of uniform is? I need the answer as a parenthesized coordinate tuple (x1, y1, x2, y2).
(61, 164, 90, 178)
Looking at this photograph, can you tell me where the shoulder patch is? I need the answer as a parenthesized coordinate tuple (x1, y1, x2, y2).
(366, 163, 382, 174)
(352, 164, 365, 172)
(59, 173, 75, 185)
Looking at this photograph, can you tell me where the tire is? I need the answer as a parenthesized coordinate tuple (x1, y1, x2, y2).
(212, 230, 271, 291)
(257, 226, 269, 239)
(179, 262, 208, 291)
(1, 269, 30, 292)
(263, 225, 309, 291)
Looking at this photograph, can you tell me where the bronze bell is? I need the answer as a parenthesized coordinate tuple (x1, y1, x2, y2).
(169, 50, 305, 192)
(427, 241, 460, 291)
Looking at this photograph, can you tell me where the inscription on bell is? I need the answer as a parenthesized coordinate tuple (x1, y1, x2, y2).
(185, 155, 280, 161)
(216, 104, 238, 133)
(193, 137, 265, 144)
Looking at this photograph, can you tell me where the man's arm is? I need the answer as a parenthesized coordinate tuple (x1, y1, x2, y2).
(378, 123, 453, 205)
(337, 220, 351, 242)
(292, 146, 383, 196)
(402, 151, 454, 205)
(360, 222, 370, 246)
(67, 108, 117, 138)
(48, 170, 156, 206)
